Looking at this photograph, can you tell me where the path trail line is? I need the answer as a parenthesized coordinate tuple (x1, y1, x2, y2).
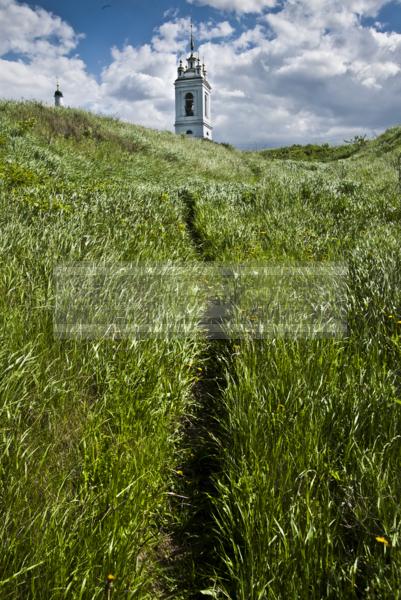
(160, 191, 235, 598)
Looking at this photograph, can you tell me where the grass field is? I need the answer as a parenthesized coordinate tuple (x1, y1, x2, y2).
(1, 100, 401, 599)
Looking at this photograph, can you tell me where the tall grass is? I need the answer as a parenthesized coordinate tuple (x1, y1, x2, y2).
(189, 177, 401, 598)
(0, 101, 209, 597)
(1, 100, 401, 598)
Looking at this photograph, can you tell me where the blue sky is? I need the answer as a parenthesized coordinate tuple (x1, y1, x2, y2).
(21, 0, 266, 76)
(1, 0, 401, 147)
(364, 1, 401, 29)
(26, 1, 401, 77)
(21, 0, 208, 74)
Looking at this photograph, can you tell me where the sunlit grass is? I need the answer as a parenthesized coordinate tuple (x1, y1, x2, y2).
(1, 99, 401, 598)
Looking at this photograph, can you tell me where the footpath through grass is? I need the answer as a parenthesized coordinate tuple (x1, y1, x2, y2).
(1, 100, 401, 598)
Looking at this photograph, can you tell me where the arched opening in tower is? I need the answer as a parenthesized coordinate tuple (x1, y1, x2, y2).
(185, 93, 194, 116)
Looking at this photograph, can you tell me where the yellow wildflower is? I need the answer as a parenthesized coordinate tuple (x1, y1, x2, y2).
(375, 536, 390, 546)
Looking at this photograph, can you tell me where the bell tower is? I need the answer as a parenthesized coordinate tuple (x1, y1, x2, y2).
(54, 82, 64, 107)
(174, 22, 213, 140)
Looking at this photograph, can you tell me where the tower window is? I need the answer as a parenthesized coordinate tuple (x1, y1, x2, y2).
(205, 93, 208, 117)
(185, 93, 194, 116)
(186, 130, 193, 135)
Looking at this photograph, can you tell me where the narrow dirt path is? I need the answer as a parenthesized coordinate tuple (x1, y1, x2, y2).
(160, 190, 234, 598)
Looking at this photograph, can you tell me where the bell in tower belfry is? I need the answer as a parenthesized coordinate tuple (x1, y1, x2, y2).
(174, 21, 213, 140)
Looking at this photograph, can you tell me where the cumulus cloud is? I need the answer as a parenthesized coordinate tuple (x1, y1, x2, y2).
(150, 17, 234, 53)
(188, 0, 401, 145)
(0, 54, 99, 106)
(0, 0, 97, 105)
(198, 21, 234, 40)
(98, 44, 176, 128)
(0, 0, 80, 56)
(151, 18, 190, 53)
(262, 1, 401, 92)
(188, 0, 277, 14)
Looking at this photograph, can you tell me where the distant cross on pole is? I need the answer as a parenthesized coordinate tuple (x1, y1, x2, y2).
(190, 18, 195, 53)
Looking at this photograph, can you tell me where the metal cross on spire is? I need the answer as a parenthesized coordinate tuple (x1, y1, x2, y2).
(190, 18, 195, 53)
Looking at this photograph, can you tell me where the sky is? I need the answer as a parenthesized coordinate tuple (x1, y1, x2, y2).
(1, 0, 401, 148)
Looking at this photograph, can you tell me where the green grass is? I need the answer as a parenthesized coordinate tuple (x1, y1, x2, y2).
(1, 100, 401, 598)
(258, 141, 361, 162)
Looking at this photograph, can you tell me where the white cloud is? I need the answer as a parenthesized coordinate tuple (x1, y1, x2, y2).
(232, 25, 266, 50)
(99, 43, 176, 127)
(192, 0, 401, 145)
(0, 53, 100, 107)
(370, 28, 401, 51)
(188, 0, 277, 14)
(198, 20, 234, 40)
(0, 0, 97, 106)
(163, 7, 180, 19)
(215, 87, 246, 97)
(350, 59, 400, 88)
(150, 17, 234, 53)
(151, 18, 190, 53)
(276, 49, 348, 78)
(0, 0, 80, 56)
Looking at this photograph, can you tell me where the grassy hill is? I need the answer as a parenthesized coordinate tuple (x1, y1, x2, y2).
(258, 128, 401, 162)
(1, 100, 401, 599)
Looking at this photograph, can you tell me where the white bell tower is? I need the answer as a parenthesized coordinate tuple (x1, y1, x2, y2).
(174, 22, 213, 140)
(54, 82, 64, 107)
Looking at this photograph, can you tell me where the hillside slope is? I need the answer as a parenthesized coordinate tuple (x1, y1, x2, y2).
(1, 101, 401, 599)
(258, 127, 401, 161)
(0, 100, 264, 191)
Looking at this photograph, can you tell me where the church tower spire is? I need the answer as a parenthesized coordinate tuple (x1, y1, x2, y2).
(174, 21, 213, 140)
(190, 19, 195, 53)
(54, 81, 64, 107)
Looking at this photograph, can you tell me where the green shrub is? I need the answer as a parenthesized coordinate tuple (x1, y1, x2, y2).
(0, 162, 39, 188)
